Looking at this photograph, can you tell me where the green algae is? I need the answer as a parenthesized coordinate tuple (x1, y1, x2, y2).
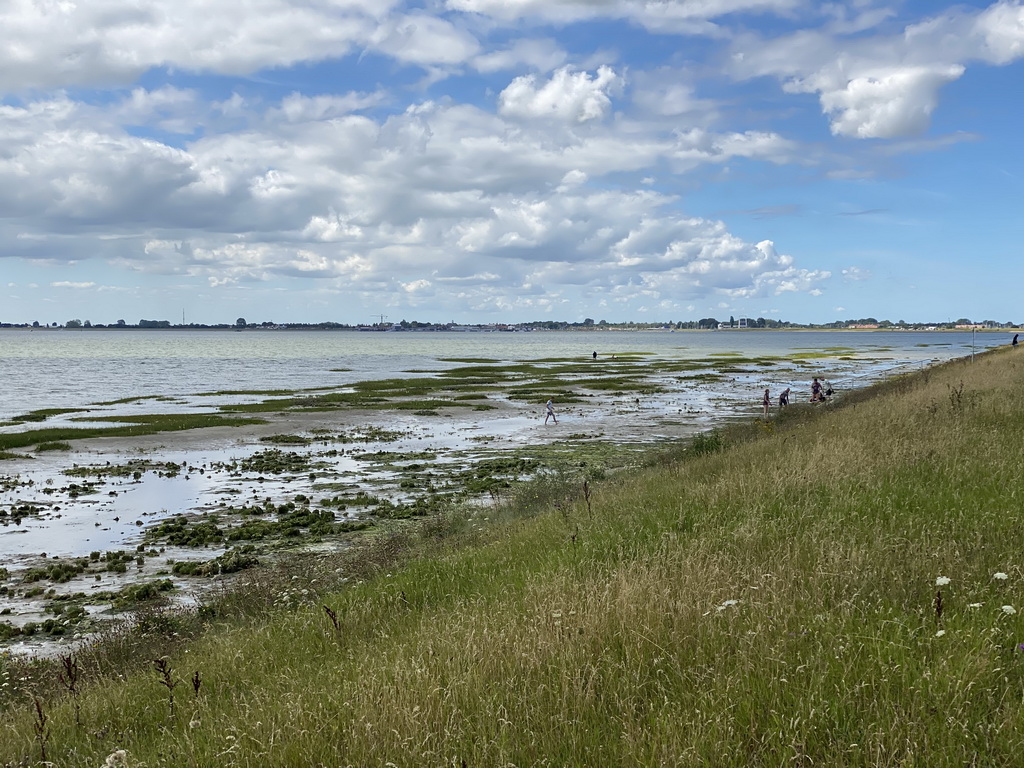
(0, 414, 267, 450)
(10, 408, 88, 423)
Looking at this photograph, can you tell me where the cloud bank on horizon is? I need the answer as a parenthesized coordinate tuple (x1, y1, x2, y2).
(1, 0, 1022, 325)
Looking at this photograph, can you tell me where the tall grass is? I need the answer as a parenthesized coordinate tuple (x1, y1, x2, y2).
(3, 348, 1024, 766)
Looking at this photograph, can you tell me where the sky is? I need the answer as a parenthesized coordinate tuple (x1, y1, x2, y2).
(1, 0, 1023, 327)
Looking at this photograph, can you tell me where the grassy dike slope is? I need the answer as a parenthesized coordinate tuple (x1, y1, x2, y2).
(4, 347, 1024, 766)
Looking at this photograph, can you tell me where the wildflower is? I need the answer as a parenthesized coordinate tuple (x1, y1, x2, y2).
(1002, 605, 1017, 615)
(935, 576, 951, 587)
(104, 750, 129, 767)
(935, 629, 946, 637)
(993, 572, 1009, 581)
(968, 602, 983, 609)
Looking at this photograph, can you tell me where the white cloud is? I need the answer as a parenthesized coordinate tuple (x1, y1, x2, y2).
(670, 128, 798, 170)
(51, 281, 96, 289)
(116, 87, 199, 134)
(974, 1, 1024, 64)
(447, 0, 801, 29)
(631, 72, 719, 121)
(274, 92, 388, 123)
(731, 1, 1024, 139)
(499, 66, 623, 122)
(474, 38, 568, 73)
(0, 72, 827, 314)
(0, 0, 395, 91)
(842, 266, 871, 282)
(447, 0, 622, 24)
(369, 13, 481, 66)
(792, 64, 965, 139)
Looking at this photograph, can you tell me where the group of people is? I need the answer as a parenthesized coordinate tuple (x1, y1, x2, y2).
(761, 377, 831, 417)
(762, 386, 790, 416)
(544, 351, 835, 425)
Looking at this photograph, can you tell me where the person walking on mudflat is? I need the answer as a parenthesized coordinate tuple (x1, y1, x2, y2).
(762, 388, 771, 418)
(545, 398, 558, 425)
(778, 387, 790, 408)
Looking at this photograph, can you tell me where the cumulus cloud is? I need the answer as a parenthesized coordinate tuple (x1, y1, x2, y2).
(0, 0, 396, 91)
(1, 85, 824, 307)
(499, 66, 623, 123)
(790, 64, 965, 138)
(0, 26, 835, 318)
(975, 1, 1024, 64)
(731, 1, 1024, 139)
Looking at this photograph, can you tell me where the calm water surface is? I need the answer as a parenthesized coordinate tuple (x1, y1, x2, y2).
(0, 328, 1004, 422)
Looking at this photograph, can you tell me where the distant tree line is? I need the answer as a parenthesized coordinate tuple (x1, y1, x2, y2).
(1, 315, 1019, 331)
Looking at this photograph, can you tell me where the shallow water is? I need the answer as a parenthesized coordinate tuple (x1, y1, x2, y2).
(0, 328, 1001, 424)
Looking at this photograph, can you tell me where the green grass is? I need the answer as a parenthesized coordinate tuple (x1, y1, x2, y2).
(5, 348, 1024, 765)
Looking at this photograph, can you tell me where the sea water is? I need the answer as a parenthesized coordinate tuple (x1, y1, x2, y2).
(0, 328, 1002, 424)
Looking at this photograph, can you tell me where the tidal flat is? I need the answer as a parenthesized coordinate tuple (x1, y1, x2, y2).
(0, 343, 975, 653)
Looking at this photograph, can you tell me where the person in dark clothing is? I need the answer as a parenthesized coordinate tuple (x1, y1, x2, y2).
(811, 377, 823, 402)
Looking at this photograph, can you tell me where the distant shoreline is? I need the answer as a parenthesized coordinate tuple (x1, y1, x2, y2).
(1, 325, 1018, 333)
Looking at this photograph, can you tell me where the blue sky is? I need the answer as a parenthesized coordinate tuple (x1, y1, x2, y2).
(1, 0, 1023, 326)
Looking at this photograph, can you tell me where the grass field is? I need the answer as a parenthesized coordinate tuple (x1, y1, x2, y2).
(2, 346, 1024, 766)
